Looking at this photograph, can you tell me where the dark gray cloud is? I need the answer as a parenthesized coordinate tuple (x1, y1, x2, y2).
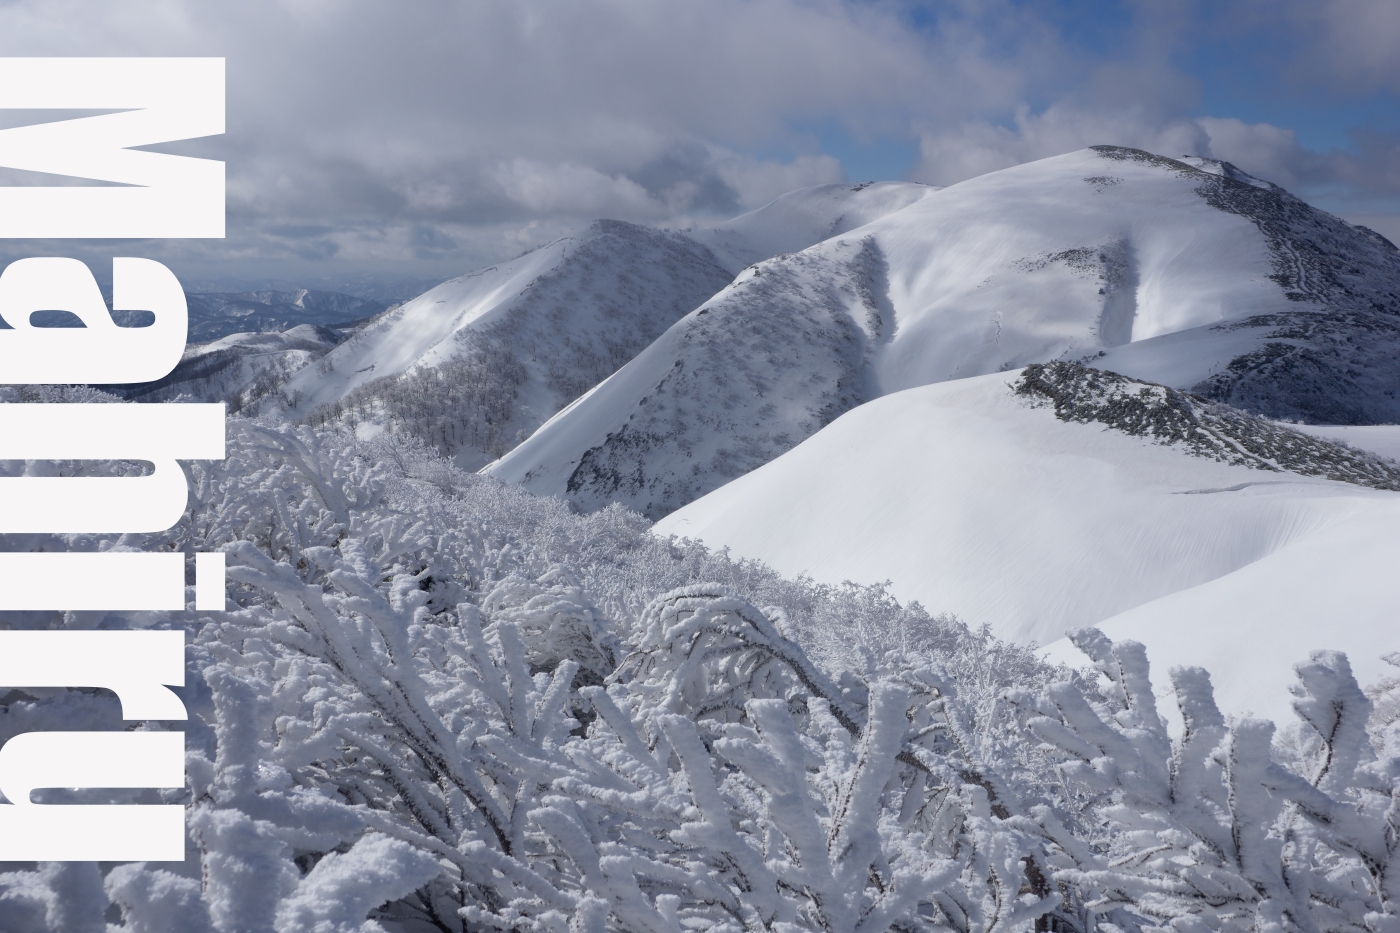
(0, 0, 1394, 292)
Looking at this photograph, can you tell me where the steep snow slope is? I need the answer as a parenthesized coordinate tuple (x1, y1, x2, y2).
(284, 220, 731, 412)
(686, 181, 938, 274)
(489, 147, 1400, 518)
(281, 220, 734, 467)
(650, 367, 1400, 721)
(491, 237, 891, 513)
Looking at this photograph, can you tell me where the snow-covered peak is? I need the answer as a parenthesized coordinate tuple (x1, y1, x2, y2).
(282, 218, 736, 468)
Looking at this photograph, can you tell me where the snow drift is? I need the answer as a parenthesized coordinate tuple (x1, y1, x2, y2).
(652, 366, 1400, 720)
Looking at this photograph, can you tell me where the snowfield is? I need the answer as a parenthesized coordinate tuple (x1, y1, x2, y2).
(491, 146, 1400, 517)
(653, 369, 1400, 721)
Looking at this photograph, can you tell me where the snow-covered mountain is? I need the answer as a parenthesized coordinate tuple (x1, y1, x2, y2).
(652, 363, 1400, 720)
(280, 185, 934, 469)
(488, 146, 1400, 518)
(281, 220, 735, 467)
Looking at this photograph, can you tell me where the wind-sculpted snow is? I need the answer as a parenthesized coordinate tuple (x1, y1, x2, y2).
(655, 370, 1400, 711)
(2, 412, 1399, 931)
(1015, 361, 1400, 490)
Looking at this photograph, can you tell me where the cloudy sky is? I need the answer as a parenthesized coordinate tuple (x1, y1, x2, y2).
(0, 0, 1397, 297)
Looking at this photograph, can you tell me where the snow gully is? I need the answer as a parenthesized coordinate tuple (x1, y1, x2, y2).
(0, 58, 225, 860)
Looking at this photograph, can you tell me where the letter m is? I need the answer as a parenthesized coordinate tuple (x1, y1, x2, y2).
(0, 58, 224, 238)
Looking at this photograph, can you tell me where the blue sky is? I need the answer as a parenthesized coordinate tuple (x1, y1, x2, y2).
(0, 0, 1397, 291)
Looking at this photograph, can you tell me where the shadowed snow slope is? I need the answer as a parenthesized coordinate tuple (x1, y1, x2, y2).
(283, 220, 732, 416)
(651, 369, 1400, 721)
(281, 220, 733, 467)
(488, 147, 1400, 518)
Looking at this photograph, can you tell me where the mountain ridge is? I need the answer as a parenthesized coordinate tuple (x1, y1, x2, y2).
(489, 146, 1400, 517)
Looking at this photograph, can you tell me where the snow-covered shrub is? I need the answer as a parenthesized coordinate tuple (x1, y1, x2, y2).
(175, 554, 1060, 932)
(1009, 629, 1400, 933)
(1, 409, 1396, 932)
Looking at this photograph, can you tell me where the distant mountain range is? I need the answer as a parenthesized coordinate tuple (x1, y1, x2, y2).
(179, 288, 389, 343)
(99, 288, 389, 411)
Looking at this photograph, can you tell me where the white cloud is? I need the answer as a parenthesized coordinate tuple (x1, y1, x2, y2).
(0, 0, 1391, 288)
(492, 160, 658, 218)
(709, 152, 846, 212)
(910, 104, 1211, 186)
(1344, 212, 1400, 245)
(1280, 0, 1400, 95)
(0, 0, 990, 279)
(1193, 117, 1323, 189)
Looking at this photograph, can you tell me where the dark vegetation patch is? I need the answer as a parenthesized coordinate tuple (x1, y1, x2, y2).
(1190, 311, 1400, 424)
(310, 325, 529, 461)
(1015, 361, 1400, 491)
(1091, 146, 1400, 424)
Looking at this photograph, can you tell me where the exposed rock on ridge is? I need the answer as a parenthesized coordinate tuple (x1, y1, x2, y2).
(1016, 360, 1400, 490)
